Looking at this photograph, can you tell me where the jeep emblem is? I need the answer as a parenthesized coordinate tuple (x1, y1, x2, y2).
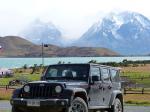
(39, 84, 45, 86)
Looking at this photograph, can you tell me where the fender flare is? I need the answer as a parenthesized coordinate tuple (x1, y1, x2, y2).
(12, 88, 22, 98)
(109, 90, 123, 106)
(67, 88, 88, 104)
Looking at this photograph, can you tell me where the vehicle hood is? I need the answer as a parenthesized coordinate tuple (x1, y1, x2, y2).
(29, 80, 88, 89)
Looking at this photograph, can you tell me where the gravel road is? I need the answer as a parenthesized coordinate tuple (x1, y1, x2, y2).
(124, 106, 150, 112)
(0, 101, 11, 110)
(0, 101, 150, 112)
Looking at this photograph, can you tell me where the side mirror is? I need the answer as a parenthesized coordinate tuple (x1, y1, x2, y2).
(92, 76, 100, 82)
(40, 76, 45, 80)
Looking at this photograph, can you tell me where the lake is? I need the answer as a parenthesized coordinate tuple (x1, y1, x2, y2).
(0, 56, 150, 69)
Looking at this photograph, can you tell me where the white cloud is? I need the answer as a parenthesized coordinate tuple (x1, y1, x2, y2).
(0, 0, 150, 39)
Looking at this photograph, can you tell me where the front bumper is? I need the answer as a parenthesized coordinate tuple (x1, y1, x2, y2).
(11, 98, 69, 112)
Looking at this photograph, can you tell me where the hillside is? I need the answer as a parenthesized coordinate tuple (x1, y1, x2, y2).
(0, 36, 38, 56)
(0, 36, 119, 57)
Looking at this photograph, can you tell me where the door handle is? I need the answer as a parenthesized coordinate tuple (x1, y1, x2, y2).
(108, 85, 112, 89)
(99, 85, 103, 89)
(103, 87, 105, 91)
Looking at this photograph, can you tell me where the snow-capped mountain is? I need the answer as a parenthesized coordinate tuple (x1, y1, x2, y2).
(75, 11, 150, 55)
(21, 19, 63, 46)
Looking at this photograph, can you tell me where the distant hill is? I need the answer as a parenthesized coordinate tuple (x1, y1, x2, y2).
(0, 36, 119, 57)
(0, 36, 37, 56)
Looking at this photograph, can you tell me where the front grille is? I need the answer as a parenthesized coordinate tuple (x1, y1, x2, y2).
(22, 84, 56, 99)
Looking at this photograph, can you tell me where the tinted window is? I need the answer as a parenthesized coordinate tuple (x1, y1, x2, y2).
(101, 68, 110, 81)
(45, 64, 89, 81)
(48, 69, 58, 77)
(110, 69, 119, 82)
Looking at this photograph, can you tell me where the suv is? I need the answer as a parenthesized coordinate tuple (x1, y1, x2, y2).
(11, 64, 123, 112)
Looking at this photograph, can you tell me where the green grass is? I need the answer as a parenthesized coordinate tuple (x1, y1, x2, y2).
(0, 72, 41, 100)
(121, 72, 150, 87)
(134, 79, 150, 87)
(0, 78, 13, 86)
(121, 72, 150, 78)
(0, 110, 10, 112)
(0, 73, 41, 86)
(125, 101, 150, 106)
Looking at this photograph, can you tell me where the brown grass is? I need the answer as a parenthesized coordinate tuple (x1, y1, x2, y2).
(121, 64, 150, 73)
(124, 94, 150, 105)
(0, 88, 13, 100)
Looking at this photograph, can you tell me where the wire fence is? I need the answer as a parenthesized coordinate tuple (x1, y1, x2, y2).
(124, 88, 150, 95)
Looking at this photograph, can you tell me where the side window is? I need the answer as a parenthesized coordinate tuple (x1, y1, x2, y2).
(91, 67, 100, 77)
(101, 68, 110, 81)
(111, 69, 120, 82)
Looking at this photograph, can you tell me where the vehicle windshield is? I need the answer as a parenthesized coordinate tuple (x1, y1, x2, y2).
(45, 64, 89, 81)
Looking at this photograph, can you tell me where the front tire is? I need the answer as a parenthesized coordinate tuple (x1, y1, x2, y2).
(12, 107, 20, 112)
(108, 98, 123, 112)
(67, 97, 88, 112)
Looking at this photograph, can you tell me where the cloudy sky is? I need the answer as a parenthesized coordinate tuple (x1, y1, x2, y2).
(0, 0, 150, 39)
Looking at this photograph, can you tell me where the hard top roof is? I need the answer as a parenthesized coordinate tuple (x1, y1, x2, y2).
(48, 63, 121, 70)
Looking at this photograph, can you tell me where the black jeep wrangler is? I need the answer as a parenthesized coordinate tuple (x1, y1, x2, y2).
(11, 64, 123, 112)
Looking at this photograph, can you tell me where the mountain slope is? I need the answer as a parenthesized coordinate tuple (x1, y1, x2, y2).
(0, 36, 38, 56)
(75, 11, 150, 55)
(0, 36, 119, 57)
(21, 19, 63, 46)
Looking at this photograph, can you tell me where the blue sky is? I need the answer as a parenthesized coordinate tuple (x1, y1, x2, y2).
(0, 0, 150, 39)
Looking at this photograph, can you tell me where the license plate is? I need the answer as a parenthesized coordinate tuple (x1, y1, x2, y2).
(27, 100, 40, 107)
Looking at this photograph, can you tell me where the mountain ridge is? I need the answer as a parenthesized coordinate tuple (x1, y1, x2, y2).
(73, 11, 150, 55)
(2, 11, 150, 55)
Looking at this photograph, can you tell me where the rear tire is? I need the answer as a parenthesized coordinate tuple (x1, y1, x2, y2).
(108, 98, 123, 112)
(66, 97, 88, 112)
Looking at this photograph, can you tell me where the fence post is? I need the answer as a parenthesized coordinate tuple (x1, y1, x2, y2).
(6, 85, 7, 90)
(142, 88, 144, 94)
(124, 88, 126, 95)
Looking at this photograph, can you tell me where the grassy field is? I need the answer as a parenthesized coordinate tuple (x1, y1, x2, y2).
(0, 73, 41, 86)
(0, 110, 10, 112)
(0, 88, 13, 100)
(0, 68, 42, 100)
(121, 64, 150, 105)
(121, 64, 150, 87)
(121, 72, 150, 87)
(124, 94, 150, 106)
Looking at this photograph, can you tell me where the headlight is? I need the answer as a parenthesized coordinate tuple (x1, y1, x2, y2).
(55, 85, 62, 93)
(24, 85, 30, 92)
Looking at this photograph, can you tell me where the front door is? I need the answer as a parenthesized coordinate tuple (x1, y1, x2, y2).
(88, 66, 103, 106)
(101, 67, 112, 106)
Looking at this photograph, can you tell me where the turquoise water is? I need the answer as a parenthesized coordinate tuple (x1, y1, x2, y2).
(0, 56, 150, 68)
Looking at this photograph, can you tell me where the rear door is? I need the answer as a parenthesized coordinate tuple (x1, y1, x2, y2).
(110, 69, 121, 90)
(101, 67, 112, 106)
